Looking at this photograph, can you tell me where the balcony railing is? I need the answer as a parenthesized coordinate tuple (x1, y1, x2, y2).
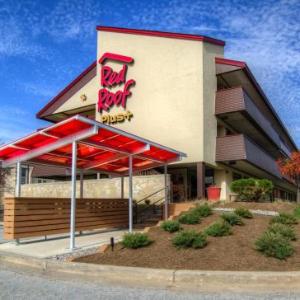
(216, 134, 282, 178)
(216, 87, 281, 148)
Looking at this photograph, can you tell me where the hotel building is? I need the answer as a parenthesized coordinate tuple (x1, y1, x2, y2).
(1, 26, 298, 204)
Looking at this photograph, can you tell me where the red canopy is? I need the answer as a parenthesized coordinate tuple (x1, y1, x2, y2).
(0, 115, 186, 174)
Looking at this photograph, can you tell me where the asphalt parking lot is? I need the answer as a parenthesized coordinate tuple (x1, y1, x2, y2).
(0, 267, 300, 300)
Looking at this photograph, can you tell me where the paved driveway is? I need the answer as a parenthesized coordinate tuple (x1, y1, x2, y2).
(0, 268, 299, 300)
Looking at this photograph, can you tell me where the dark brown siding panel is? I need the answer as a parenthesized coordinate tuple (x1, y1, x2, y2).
(216, 134, 282, 179)
(244, 138, 281, 178)
(215, 87, 245, 115)
(243, 92, 281, 147)
(216, 135, 246, 161)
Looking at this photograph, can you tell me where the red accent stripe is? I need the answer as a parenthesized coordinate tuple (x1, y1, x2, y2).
(98, 52, 133, 64)
(97, 26, 225, 46)
(36, 61, 97, 119)
(215, 57, 246, 68)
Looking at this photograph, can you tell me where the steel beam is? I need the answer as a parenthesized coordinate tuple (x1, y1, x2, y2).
(70, 141, 77, 250)
(15, 162, 21, 197)
(128, 155, 133, 233)
(2, 126, 97, 167)
(80, 169, 84, 199)
(164, 164, 168, 220)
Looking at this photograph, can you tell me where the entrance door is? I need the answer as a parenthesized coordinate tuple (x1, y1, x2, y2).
(169, 168, 188, 202)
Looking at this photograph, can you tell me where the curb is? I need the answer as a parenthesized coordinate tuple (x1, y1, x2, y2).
(1, 251, 300, 292)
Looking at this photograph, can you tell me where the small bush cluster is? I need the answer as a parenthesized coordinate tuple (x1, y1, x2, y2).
(205, 221, 232, 237)
(160, 220, 181, 233)
(294, 206, 300, 219)
(178, 212, 200, 224)
(178, 204, 213, 225)
(234, 207, 253, 219)
(230, 178, 273, 201)
(255, 232, 294, 260)
(172, 230, 207, 249)
(221, 212, 244, 226)
(122, 233, 152, 249)
(268, 223, 296, 241)
(191, 203, 213, 218)
(270, 213, 298, 225)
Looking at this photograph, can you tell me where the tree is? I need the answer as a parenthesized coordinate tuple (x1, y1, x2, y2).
(277, 152, 300, 203)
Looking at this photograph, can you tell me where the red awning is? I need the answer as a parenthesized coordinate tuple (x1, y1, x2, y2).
(0, 115, 186, 174)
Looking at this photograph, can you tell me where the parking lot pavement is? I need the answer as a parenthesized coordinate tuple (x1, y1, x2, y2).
(0, 268, 300, 300)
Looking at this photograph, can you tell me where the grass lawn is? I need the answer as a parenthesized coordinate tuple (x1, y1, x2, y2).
(73, 202, 300, 271)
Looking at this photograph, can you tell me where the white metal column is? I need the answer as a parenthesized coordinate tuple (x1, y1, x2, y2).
(70, 141, 77, 250)
(15, 162, 21, 197)
(79, 169, 84, 199)
(128, 155, 133, 232)
(164, 164, 168, 220)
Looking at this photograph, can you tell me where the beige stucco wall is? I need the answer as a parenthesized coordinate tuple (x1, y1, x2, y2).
(202, 43, 224, 165)
(96, 31, 224, 165)
(214, 168, 233, 201)
(21, 174, 169, 202)
(54, 76, 98, 114)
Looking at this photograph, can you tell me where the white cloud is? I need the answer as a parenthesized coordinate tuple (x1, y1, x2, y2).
(130, 0, 300, 145)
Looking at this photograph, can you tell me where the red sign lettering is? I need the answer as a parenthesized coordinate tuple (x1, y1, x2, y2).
(97, 52, 135, 113)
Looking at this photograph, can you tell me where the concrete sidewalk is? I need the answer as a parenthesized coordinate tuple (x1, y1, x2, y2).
(0, 229, 127, 258)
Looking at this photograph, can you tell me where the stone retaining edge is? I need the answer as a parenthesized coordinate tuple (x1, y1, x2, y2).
(213, 207, 279, 216)
(1, 251, 300, 291)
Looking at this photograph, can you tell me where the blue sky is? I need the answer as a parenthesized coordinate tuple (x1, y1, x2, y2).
(0, 0, 299, 146)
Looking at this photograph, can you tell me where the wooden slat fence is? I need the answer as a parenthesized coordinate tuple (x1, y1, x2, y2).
(4, 197, 128, 240)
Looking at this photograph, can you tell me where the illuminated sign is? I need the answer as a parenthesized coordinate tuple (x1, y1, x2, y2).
(98, 53, 135, 124)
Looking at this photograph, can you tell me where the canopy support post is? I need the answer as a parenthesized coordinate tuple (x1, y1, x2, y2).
(164, 164, 168, 220)
(128, 155, 133, 233)
(70, 141, 77, 251)
(15, 162, 21, 197)
(80, 170, 84, 199)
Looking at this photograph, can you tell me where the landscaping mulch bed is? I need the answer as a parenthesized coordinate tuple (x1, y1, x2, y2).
(73, 210, 300, 271)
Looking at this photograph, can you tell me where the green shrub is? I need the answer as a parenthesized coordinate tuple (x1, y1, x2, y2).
(178, 212, 200, 224)
(234, 207, 253, 219)
(270, 213, 298, 225)
(172, 230, 207, 249)
(268, 223, 296, 241)
(255, 231, 294, 260)
(294, 206, 300, 219)
(191, 203, 213, 218)
(122, 233, 152, 249)
(221, 212, 244, 226)
(160, 220, 181, 233)
(230, 178, 273, 201)
(205, 221, 232, 237)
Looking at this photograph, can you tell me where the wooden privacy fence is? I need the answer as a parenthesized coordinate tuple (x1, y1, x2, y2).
(4, 197, 129, 240)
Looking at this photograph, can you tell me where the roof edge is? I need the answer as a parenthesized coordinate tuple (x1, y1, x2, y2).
(97, 26, 225, 46)
(216, 57, 298, 150)
(36, 61, 97, 119)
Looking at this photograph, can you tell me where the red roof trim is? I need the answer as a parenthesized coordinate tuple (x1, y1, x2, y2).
(98, 52, 133, 64)
(36, 61, 97, 119)
(216, 57, 298, 150)
(215, 57, 246, 68)
(97, 26, 225, 46)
